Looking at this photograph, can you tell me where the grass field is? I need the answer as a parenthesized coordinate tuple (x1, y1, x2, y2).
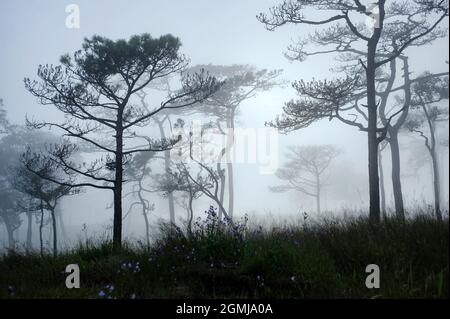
(0, 208, 448, 299)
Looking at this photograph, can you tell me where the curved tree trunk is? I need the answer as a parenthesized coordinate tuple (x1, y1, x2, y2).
(187, 193, 194, 236)
(388, 130, 405, 219)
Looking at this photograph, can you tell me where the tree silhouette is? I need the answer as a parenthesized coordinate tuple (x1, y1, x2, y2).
(24, 33, 221, 248)
(405, 74, 449, 220)
(0, 117, 60, 252)
(258, 0, 448, 221)
(0, 184, 21, 251)
(186, 64, 282, 218)
(156, 121, 231, 233)
(16, 148, 78, 257)
(270, 145, 340, 214)
(123, 150, 156, 246)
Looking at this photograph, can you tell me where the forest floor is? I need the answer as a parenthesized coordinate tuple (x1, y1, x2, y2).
(0, 210, 448, 299)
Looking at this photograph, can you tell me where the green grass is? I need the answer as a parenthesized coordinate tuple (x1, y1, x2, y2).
(0, 209, 448, 299)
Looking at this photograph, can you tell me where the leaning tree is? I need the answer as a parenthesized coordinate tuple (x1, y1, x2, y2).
(24, 33, 220, 248)
(258, 0, 449, 221)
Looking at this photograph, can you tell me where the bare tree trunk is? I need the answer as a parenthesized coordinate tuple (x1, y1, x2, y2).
(378, 57, 407, 220)
(217, 148, 226, 220)
(113, 183, 123, 249)
(438, 147, 447, 209)
(187, 193, 194, 236)
(113, 121, 124, 249)
(363, 3, 387, 222)
(423, 105, 442, 221)
(315, 173, 321, 214)
(227, 162, 234, 218)
(39, 202, 44, 256)
(226, 110, 236, 218)
(26, 211, 33, 250)
(55, 202, 67, 248)
(431, 149, 442, 221)
(215, 197, 230, 222)
(366, 36, 381, 222)
(218, 165, 226, 219)
(141, 205, 150, 247)
(367, 100, 381, 221)
(137, 177, 151, 247)
(378, 145, 387, 218)
(388, 130, 405, 219)
(5, 222, 14, 251)
(50, 207, 57, 257)
(157, 120, 176, 224)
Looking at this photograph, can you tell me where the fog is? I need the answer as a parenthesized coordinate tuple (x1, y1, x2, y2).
(0, 0, 449, 251)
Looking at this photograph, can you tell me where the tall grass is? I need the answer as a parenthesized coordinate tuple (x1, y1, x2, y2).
(0, 207, 448, 298)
